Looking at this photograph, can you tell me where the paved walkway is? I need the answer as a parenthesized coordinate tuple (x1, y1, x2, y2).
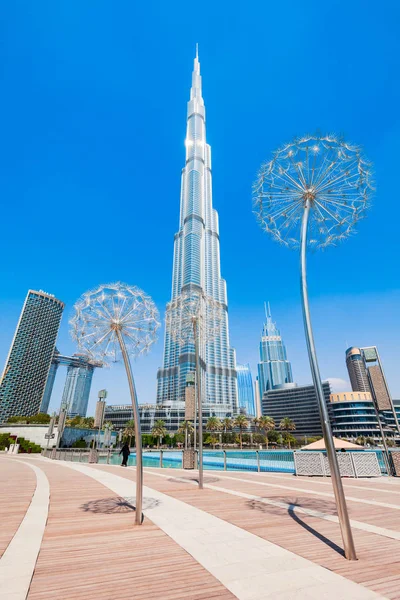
(1, 455, 400, 600)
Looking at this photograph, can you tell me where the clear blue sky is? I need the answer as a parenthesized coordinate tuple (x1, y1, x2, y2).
(0, 1, 399, 415)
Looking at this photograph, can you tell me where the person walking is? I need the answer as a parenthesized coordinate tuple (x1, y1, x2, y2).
(119, 442, 130, 467)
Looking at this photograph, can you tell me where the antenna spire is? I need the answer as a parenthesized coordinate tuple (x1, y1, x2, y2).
(196, 43, 199, 59)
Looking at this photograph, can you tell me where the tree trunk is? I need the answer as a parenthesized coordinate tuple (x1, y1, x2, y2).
(240, 429, 243, 450)
(266, 433, 269, 450)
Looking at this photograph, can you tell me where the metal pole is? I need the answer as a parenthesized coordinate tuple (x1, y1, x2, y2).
(300, 199, 357, 561)
(160, 449, 163, 468)
(193, 318, 203, 489)
(115, 329, 143, 526)
(257, 450, 260, 473)
(194, 373, 197, 450)
(223, 450, 227, 471)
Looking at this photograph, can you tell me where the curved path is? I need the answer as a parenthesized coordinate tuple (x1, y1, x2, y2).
(2, 455, 399, 600)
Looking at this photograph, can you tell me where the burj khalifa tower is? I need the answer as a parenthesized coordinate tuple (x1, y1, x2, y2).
(156, 49, 238, 415)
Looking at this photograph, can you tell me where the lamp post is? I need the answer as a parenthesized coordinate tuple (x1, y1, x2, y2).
(166, 289, 225, 489)
(70, 282, 159, 525)
(254, 134, 373, 560)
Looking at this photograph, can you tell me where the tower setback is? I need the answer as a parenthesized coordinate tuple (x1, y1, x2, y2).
(257, 303, 293, 398)
(157, 50, 237, 413)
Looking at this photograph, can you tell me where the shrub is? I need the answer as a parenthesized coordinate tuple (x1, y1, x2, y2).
(72, 438, 87, 448)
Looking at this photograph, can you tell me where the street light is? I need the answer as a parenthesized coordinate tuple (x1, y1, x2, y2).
(70, 282, 159, 525)
(166, 289, 225, 489)
(254, 134, 373, 560)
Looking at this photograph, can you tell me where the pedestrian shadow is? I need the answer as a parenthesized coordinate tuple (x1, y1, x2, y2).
(80, 496, 160, 514)
(247, 496, 345, 557)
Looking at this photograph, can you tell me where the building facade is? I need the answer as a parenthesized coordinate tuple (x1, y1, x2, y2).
(261, 382, 331, 437)
(346, 347, 370, 393)
(329, 391, 400, 441)
(236, 364, 256, 416)
(257, 303, 293, 399)
(0, 290, 64, 423)
(40, 350, 102, 417)
(156, 49, 237, 414)
(104, 404, 229, 434)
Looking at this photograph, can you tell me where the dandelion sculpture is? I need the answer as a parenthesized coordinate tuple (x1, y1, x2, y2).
(254, 134, 373, 560)
(70, 282, 160, 525)
(166, 289, 225, 489)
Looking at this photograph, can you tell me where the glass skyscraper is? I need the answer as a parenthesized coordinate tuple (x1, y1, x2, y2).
(156, 49, 237, 414)
(40, 349, 101, 417)
(236, 364, 256, 417)
(257, 303, 293, 398)
(0, 290, 64, 423)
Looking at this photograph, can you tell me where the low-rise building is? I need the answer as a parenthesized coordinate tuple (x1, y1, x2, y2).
(262, 382, 331, 437)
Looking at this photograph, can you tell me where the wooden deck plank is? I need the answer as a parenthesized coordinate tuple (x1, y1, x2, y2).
(96, 465, 400, 600)
(20, 460, 236, 600)
(0, 458, 36, 559)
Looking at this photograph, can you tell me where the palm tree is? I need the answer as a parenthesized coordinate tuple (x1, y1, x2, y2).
(279, 417, 296, 449)
(178, 421, 194, 449)
(234, 414, 249, 450)
(257, 416, 275, 450)
(152, 419, 167, 449)
(205, 417, 222, 449)
(123, 419, 135, 448)
(222, 417, 233, 433)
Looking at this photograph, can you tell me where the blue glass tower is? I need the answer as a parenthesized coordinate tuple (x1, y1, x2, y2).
(236, 364, 256, 416)
(257, 303, 293, 398)
(40, 349, 102, 417)
(156, 49, 237, 414)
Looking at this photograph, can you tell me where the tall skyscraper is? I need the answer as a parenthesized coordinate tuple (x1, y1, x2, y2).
(257, 303, 293, 398)
(40, 349, 102, 417)
(236, 364, 256, 416)
(0, 290, 64, 423)
(156, 49, 237, 414)
(346, 347, 371, 393)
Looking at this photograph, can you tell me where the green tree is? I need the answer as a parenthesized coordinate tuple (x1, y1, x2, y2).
(123, 419, 135, 447)
(222, 417, 233, 433)
(28, 413, 51, 424)
(152, 420, 167, 449)
(7, 415, 28, 424)
(255, 416, 275, 450)
(207, 435, 219, 448)
(206, 417, 222, 433)
(177, 421, 194, 448)
(206, 417, 222, 448)
(279, 417, 296, 449)
(234, 414, 249, 450)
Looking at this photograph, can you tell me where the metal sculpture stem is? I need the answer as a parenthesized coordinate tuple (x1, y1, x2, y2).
(193, 318, 203, 489)
(115, 328, 143, 526)
(300, 199, 357, 561)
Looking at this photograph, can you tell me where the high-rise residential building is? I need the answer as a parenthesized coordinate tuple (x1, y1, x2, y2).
(236, 364, 256, 416)
(156, 49, 237, 415)
(257, 303, 293, 399)
(346, 347, 371, 393)
(40, 349, 102, 417)
(261, 382, 331, 437)
(0, 290, 64, 423)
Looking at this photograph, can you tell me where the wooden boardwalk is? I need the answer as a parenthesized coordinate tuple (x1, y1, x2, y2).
(1, 455, 400, 600)
(94, 465, 400, 600)
(0, 458, 36, 559)
(25, 459, 235, 600)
